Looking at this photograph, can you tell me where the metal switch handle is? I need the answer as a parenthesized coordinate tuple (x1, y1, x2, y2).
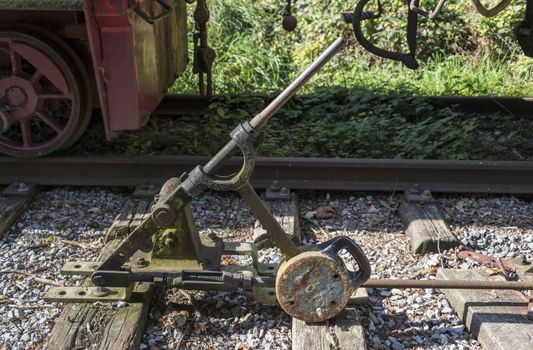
(319, 236, 372, 289)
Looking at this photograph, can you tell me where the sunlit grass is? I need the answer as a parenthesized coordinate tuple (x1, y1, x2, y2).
(171, 0, 533, 96)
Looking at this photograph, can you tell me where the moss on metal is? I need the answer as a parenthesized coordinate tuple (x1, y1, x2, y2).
(151, 205, 199, 260)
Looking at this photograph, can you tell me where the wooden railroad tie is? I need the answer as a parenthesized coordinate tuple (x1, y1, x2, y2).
(438, 268, 533, 350)
(0, 182, 38, 238)
(399, 189, 459, 255)
(46, 191, 154, 350)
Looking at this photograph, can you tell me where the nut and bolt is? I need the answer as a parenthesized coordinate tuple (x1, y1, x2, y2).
(16, 182, 29, 192)
(279, 187, 290, 197)
(136, 257, 149, 267)
(153, 204, 176, 227)
(93, 286, 110, 297)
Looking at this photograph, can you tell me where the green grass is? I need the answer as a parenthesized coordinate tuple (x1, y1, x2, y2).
(171, 0, 533, 96)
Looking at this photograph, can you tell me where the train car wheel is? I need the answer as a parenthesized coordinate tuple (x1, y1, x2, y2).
(0, 31, 88, 157)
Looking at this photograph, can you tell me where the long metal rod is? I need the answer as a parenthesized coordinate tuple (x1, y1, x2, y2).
(203, 37, 346, 175)
(202, 36, 346, 174)
(364, 278, 533, 290)
(249, 36, 346, 130)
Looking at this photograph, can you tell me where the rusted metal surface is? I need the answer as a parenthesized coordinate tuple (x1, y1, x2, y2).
(157, 94, 533, 117)
(276, 236, 370, 322)
(1, 156, 532, 193)
(276, 251, 352, 322)
(363, 278, 533, 290)
(458, 250, 517, 273)
(84, 0, 188, 136)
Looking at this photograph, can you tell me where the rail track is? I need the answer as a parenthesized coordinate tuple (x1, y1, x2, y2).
(156, 94, 533, 117)
(0, 155, 532, 193)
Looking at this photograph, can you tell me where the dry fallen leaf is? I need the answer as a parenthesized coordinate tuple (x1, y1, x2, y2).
(234, 342, 251, 350)
(423, 266, 438, 276)
(221, 256, 238, 266)
(315, 206, 336, 219)
(161, 310, 189, 328)
(484, 267, 501, 276)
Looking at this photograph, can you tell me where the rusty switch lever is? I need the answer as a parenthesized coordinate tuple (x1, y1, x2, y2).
(94, 37, 346, 273)
(93, 269, 275, 292)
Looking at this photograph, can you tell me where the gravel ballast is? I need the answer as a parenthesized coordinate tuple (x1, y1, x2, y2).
(0, 187, 125, 350)
(0, 188, 531, 350)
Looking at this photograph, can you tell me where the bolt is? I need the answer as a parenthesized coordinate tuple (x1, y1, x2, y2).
(269, 180, 280, 191)
(92, 275, 105, 286)
(136, 257, 149, 267)
(153, 204, 176, 227)
(316, 308, 324, 318)
(93, 286, 110, 297)
(279, 187, 290, 197)
(17, 182, 28, 192)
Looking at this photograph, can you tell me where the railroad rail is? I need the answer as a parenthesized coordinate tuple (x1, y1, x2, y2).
(0, 156, 532, 194)
(155, 94, 533, 117)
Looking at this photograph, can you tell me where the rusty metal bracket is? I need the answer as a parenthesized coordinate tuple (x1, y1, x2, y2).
(471, 0, 513, 18)
(458, 250, 533, 320)
(346, 0, 419, 69)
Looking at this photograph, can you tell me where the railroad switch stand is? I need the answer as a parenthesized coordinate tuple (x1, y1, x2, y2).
(46, 36, 533, 322)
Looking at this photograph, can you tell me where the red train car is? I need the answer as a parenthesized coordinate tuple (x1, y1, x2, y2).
(0, 0, 188, 157)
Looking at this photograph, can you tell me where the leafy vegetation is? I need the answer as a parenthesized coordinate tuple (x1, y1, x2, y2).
(171, 0, 533, 96)
(73, 89, 532, 160)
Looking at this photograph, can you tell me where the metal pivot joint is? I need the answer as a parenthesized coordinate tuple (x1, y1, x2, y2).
(184, 121, 261, 196)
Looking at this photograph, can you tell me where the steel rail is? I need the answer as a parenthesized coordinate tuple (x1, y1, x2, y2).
(155, 94, 533, 117)
(0, 156, 532, 193)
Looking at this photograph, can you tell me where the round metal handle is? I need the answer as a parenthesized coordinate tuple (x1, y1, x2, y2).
(318, 236, 372, 289)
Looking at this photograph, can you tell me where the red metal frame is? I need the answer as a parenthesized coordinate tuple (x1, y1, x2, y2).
(1, 0, 187, 140)
(85, 0, 184, 137)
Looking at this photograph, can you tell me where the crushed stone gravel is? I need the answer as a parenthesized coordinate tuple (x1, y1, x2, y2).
(1, 188, 531, 350)
(0, 187, 125, 350)
(142, 192, 532, 350)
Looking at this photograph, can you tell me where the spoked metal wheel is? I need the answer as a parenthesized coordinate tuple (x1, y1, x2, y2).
(0, 30, 91, 157)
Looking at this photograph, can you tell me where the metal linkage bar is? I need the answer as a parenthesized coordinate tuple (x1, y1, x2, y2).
(364, 278, 533, 290)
